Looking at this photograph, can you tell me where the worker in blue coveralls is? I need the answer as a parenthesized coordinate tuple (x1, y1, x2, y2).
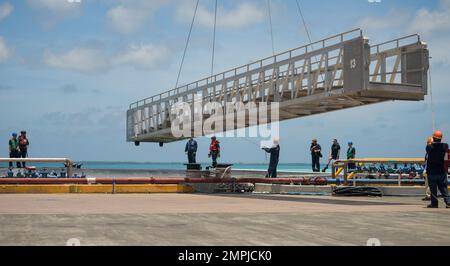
(263, 138, 280, 178)
(185, 137, 198, 164)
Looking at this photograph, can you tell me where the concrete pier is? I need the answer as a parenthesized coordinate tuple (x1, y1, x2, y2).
(0, 193, 449, 245)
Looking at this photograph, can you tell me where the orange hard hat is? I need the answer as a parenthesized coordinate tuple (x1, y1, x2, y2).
(433, 130, 443, 140)
(427, 137, 434, 145)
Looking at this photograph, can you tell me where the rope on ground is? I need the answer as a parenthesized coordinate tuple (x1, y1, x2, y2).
(333, 186, 383, 197)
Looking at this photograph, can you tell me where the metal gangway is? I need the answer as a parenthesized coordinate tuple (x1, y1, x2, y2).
(127, 29, 429, 144)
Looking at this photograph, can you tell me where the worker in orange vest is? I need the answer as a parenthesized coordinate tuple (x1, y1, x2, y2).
(208, 136, 220, 168)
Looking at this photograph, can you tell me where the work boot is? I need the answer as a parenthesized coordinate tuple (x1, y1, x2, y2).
(427, 204, 438, 208)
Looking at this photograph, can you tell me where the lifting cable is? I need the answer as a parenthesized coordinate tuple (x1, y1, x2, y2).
(428, 58, 436, 132)
(174, 0, 200, 89)
(267, 0, 275, 55)
(205, 0, 264, 159)
(211, 0, 218, 77)
(243, 136, 268, 162)
(427, 58, 447, 205)
(294, 0, 324, 82)
(258, 0, 276, 162)
(294, 0, 312, 47)
(206, 1, 267, 161)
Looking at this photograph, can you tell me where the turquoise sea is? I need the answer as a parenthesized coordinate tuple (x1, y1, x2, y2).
(0, 162, 316, 173)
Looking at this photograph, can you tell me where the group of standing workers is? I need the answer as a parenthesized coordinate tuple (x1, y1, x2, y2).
(184, 136, 357, 178)
(184, 132, 449, 209)
(185, 136, 221, 168)
(310, 139, 356, 173)
(7, 129, 449, 208)
(185, 136, 280, 177)
(8, 131, 30, 168)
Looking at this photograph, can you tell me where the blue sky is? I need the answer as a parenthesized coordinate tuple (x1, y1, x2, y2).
(0, 0, 449, 163)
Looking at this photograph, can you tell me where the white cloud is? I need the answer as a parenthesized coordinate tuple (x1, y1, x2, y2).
(107, 0, 169, 34)
(107, 5, 148, 34)
(0, 2, 13, 21)
(44, 43, 170, 73)
(358, 9, 410, 32)
(176, 2, 264, 28)
(107, 0, 263, 33)
(408, 1, 450, 64)
(27, 0, 80, 13)
(44, 48, 110, 73)
(113, 43, 169, 70)
(410, 0, 450, 33)
(0, 37, 13, 63)
(356, 1, 450, 65)
(427, 35, 450, 65)
(357, 0, 450, 34)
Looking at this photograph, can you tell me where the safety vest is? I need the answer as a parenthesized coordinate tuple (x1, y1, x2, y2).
(347, 147, 355, 159)
(210, 140, 220, 152)
(9, 138, 18, 150)
(19, 136, 28, 146)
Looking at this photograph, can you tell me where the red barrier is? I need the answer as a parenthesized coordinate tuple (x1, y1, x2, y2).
(0, 177, 326, 185)
(0, 178, 88, 185)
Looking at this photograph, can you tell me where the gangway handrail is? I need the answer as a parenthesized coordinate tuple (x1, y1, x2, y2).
(331, 158, 426, 186)
(129, 28, 363, 109)
(371, 34, 421, 54)
(336, 158, 425, 164)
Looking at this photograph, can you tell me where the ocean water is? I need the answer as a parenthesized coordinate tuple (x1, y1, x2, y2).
(0, 161, 316, 173)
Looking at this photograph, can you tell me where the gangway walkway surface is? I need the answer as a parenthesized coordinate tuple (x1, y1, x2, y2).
(127, 29, 429, 144)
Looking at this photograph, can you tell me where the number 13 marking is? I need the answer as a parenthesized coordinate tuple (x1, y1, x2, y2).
(350, 58, 357, 69)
